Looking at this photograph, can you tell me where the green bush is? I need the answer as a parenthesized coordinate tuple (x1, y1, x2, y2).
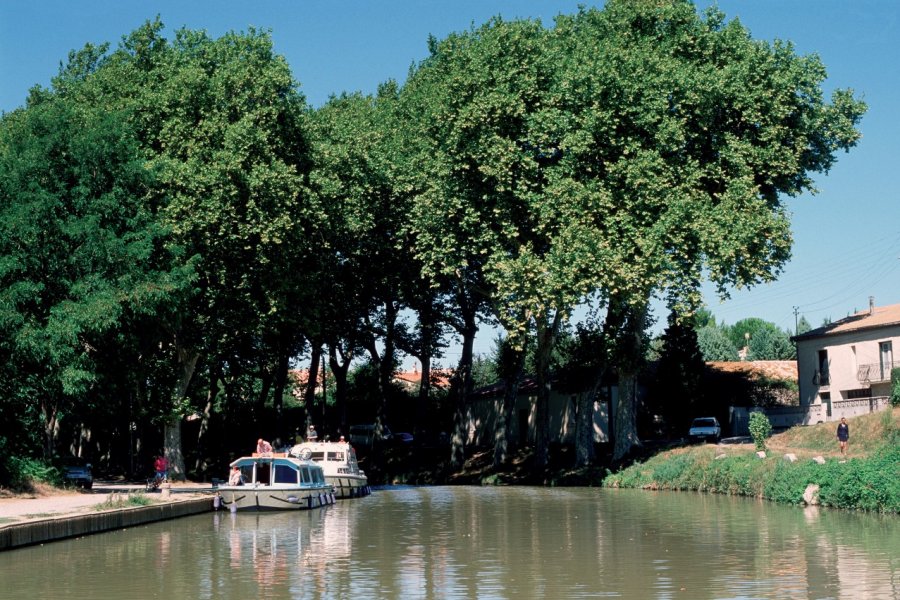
(748, 412, 773, 450)
(604, 430, 900, 513)
(817, 432, 900, 512)
(3, 455, 61, 490)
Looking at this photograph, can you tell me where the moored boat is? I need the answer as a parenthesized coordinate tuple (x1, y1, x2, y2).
(289, 440, 371, 499)
(216, 453, 336, 511)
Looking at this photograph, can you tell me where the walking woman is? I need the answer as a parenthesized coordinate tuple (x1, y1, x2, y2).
(836, 417, 849, 456)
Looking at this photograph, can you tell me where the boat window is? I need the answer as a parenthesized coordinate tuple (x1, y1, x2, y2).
(255, 463, 271, 485)
(300, 467, 310, 484)
(327, 452, 344, 461)
(309, 452, 325, 462)
(273, 464, 298, 484)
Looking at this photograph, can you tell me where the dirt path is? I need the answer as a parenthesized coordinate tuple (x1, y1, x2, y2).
(0, 482, 212, 526)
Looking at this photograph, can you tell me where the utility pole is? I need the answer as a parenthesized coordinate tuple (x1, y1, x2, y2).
(793, 306, 800, 336)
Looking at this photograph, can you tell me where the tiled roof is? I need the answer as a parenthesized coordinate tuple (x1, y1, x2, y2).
(792, 302, 900, 341)
(706, 360, 797, 381)
(394, 369, 452, 388)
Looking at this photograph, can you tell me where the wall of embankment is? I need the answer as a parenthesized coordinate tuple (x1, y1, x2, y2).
(0, 497, 214, 551)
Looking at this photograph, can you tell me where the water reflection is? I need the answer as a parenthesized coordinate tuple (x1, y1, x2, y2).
(1, 488, 897, 599)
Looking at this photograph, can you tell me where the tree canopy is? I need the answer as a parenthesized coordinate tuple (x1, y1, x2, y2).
(0, 1, 865, 481)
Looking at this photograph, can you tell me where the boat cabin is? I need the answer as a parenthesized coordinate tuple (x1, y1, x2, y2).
(230, 456, 326, 487)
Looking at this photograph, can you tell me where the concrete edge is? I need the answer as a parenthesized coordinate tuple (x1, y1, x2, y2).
(0, 496, 214, 551)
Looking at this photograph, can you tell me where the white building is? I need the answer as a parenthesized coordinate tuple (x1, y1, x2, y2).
(792, 298, 897, 422)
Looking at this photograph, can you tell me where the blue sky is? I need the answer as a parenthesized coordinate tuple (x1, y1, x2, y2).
(2, 1, 899, 364)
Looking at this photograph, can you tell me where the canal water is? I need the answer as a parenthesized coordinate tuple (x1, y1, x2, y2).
(2, 486, 898, 599)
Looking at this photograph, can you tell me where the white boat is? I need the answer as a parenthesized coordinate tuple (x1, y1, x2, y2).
(216, 453, 336, 511)
(289, 440, 371, 499)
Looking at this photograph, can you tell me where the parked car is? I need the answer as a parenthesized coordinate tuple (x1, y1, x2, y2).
(688, 417, 721, 443)
(391, 432, 414, 445)
(61, 457, 93, 489)
(348, 424, 393, 448)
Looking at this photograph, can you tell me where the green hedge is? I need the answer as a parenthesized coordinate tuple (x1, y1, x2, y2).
(604, 431, 900, 513)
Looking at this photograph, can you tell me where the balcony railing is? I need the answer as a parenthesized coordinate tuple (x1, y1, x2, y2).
(857, 360, 900, 383)
(812, 370, 830, 386)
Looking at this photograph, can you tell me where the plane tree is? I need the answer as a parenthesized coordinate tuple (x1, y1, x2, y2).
(307, 86, 420, 439)
(549, 0, 865, 459)
(0, 92, 190, 462)
(400, 18, 596, 469)
(35, 21, 319, 477)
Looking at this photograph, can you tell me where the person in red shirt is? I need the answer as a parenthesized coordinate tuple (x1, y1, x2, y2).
(154, 454, 169, 482)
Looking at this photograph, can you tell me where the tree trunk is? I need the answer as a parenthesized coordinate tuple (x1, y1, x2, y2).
(417, 350, 432, 433)
(414, 300, 440, 433)
(493, 343, 525, 469)
(194, 359, 220, 474)
(574, 369, 605, 468)
(376, 300, 399, 438)
(328, 344, 351, 436)
(165, 345, 199, 481)
(534, 311, 562, 470)
(271, 349, 290, 445)
(40, 397, 59, 461)
(611, 301, 648, 462)
(612, 371, 641, 461)
(304, 344, 322, 421)
(450, 312, 477, 470)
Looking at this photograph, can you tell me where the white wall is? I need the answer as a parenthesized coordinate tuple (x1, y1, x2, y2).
(796, 325, 900, 405)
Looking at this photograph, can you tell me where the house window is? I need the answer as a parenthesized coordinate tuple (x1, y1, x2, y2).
(851, 345, 857, 377)
(879, 341, 893, 381)
(815, 349, 829, 385)
(845, 388, 871, 399)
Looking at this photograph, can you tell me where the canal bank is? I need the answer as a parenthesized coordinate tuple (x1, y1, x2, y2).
(0, 485, 215, 551)
(604, 408, 900, 513)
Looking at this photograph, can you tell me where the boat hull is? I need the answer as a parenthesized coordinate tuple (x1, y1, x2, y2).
(289, 441, 370, 500)
(217, 485, 335, 511)
(327, 475, 371, 499)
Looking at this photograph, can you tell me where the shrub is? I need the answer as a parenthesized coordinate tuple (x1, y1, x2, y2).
(748, 412, 773, 450)
(3, 455, 61, 490)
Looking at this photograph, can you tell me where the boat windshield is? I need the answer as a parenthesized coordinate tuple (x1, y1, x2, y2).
(273, 464, 298, 484)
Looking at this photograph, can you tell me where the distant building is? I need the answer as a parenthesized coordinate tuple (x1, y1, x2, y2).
(791, 297, 897, 422)
(467, 373, 618, 447)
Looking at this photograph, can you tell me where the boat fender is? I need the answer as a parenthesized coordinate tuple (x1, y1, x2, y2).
(213, 494, 221, 510)
(308, 495, 314, 509)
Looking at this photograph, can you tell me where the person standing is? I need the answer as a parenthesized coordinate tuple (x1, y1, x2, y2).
(836, 417, 849, 456)
(307, 424, 318, 442)
(154, 454, 169, 482)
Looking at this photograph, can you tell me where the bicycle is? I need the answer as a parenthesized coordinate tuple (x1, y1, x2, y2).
(145, 472, 167, 492)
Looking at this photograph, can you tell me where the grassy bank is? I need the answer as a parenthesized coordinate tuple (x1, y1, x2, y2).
(605, 408, 900, 513)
